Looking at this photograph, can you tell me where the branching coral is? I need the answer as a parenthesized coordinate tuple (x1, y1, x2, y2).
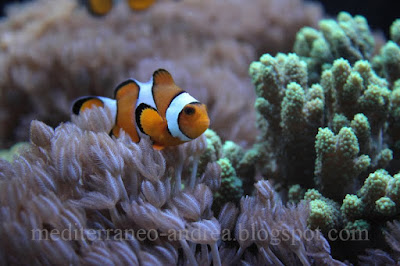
(314, 126, 370, 201)
(246, 13, 400, 263)
(373, 19, 400, 85)
(248, 53, 323, 186)
(340, 170, 400, 225)
(304, 189, 342, 233)
(249, 13, 398, 190)
(294, 11, 375, 84)
(0, 106, 340, 265)
(0, 0, 323, 148)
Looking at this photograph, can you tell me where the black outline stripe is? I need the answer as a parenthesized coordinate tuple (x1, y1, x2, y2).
(166, 91, 186, 111)
(152, 69, 170, 85)
(72, 96, 99, 115)
(135, 103, 158, 135)
(165, 91, 190, 139)
(177, 111, 193, 140)
(176, 102, 201, 140)
(113, 79, 138, 99)
(166, 126, 172, 137)
(151, 69, 172, 109)
(112, 78, 140, 139)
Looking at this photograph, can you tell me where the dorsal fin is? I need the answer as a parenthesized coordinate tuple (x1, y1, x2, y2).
(153, 69, 175, 87)
(152, 69, 183, 117)
(114, 79, 140, 100)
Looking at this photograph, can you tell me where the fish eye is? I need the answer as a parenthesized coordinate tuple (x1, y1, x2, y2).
(184, 107, 195, 115)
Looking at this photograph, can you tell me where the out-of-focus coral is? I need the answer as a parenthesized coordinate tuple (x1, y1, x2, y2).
(372, 20, 400, 159)
(198, 129, 223, 175)
(373, 19, 400, 85)
(212, 158, 243, 211)
(294, 11, 375, 84)
(288, 184, 305, 203)
(0, 0, 323, 148)
(0, 142, 29, 162)
(0, 106, 339, 265)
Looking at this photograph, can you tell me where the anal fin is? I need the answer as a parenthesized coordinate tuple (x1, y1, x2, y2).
(152, 143, 165, 150)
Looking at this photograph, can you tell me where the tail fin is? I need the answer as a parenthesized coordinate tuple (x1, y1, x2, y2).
(72, 96, 105, 115)
(81, 0, 113, 16)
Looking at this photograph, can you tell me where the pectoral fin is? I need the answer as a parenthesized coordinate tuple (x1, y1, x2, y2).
(136, 104, 164, 136)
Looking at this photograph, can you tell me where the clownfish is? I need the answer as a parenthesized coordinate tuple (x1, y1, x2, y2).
(72, 69, 210, 150)
(82, 0, 156, 16)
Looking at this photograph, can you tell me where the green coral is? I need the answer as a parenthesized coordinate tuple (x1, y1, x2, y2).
(288, 184, 305, 203)
(359, 169, 391, 203)
(249, 14, 397, 195)
(213, 158, 243, 211)
(247, 13, 400, 249)
(389, 81, 400, 152)
(332, 114, 349, 134)
(373, 41, 400, 85)
(391, 81, 400, 118)
(345, 219, 370, 231)
(387, 173, 400, 204)
(294, 12, 374, 84)
(304, 188, 323, 201)
(350, 113, 370, 153)
(304, 188, 342, 233)
(308, 198, 341, 233)
(391, 19, 400, 45)
(373, 20, 400, 85)
(222, 140, 244, 170)
(341, 171, 400, 223)
(375, 148, 393, 169)
(341, 194, 364, 220)
(198, 129, 223, 174)
(375, 197, 396, 216)
(280, 82, 306, 134)
(0, 142, 30, 162)
(248, 52, 323, 186)
(321, 58, 393, 167)
(314, 127, 370, 201)
(322, 59, 390, 128)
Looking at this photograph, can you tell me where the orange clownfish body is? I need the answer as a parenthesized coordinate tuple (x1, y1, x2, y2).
(72, 69, 210, 150)
(82, 0, 156, 16)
